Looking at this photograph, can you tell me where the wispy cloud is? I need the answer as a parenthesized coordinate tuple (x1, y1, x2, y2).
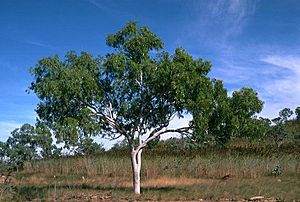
(85, 0, 109, 11)
(184, 0, 258, 51)
(182, 0, 261, 87)
(184, 1, 299, 118)
(24, 40, 57, 50)
(207, 0, 257, 39)
(215, 54, 300, 118)
(260, 55, 300, 117)
(84, 0, 131, 18)
(262, 55, 300, 74)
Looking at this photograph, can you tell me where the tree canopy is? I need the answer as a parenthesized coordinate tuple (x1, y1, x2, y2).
(0, 123, 56, 169)
(29, 22, 214, 148)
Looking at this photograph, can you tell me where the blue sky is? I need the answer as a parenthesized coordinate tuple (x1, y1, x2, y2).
(1, 0, 300, 142)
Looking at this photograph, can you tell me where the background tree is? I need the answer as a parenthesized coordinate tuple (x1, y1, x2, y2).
(230, 87, 264, 138)
(152, 136, 189, 152)
(205, 84, 264, 146)
(29, 22, 214, 194)
(279, 108, 293, 122)
(110, 139, 129, 151)
(279, 107, 300, 145)
(240, 117, 270, 143)
(75, 136, 105, 155)
(269, 108, 293, 146)
(35, 122, 58, 158)
(0, 123, 58, 170)
(0, 141, 7, 162)
(4, 124, 39, 169)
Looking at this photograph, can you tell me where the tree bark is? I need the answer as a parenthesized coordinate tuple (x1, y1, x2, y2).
(131, 148, 142, 194)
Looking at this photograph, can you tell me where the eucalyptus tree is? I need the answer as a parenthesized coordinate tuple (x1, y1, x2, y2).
(29, 22, 214, 194)
(5, 124, 39, 169)
(1, 123, 56, 169)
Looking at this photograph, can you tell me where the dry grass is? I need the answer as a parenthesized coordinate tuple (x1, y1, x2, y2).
(3, 174, 300, 201)
(138, 177, 216, 188)
(23, 151, 299, 180)
(6, 173, 298, 201)
(2, 149, 299, 201)
(15, 174, 216, 188)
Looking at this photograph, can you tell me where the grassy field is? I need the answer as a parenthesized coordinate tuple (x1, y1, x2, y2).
(0, 146, 299, 201)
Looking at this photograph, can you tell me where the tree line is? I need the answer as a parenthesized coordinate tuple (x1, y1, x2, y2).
(0, 123, 104, 170)
(1, 105, 299, 169)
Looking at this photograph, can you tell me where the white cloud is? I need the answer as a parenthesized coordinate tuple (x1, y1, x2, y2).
(260, 55, 300, 118)
(262, 55, 300, 74)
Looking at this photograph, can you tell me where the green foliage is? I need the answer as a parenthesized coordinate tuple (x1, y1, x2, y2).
(106, 22, 163, 62)
(35, 122, 58, 158)
(205, 85, 264, 146)
(149, 137, 190, 152)
(29, 22, 214, 149)
(279, 108, 293, 122)
(0, 123, 59, 169)
(209, 87, 266, 145)
(110, 138, 142, 151)
(75, 136, 105, 155)
(231, 87, 264, 119)
(110, 139, 129, 151)
(269, 108, 294, 146)
(29, 52, 103, 144)
(230, 87, 264, 138)
(0, 141, 7, 161)
(240, 117, 271, 142)
(28, 22, 268, 156)
(3, 124, 39, 168)
(207, 80, 231, 145)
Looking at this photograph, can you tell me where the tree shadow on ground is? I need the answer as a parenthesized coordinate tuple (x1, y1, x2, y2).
(14, 183, 186, 200)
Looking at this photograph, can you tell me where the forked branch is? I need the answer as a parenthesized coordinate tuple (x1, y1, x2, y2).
(135, 126, 191, 153)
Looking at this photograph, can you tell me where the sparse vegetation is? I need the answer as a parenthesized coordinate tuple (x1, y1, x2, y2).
(0, 141, 299, 201)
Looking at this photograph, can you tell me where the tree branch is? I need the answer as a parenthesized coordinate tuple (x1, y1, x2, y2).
(135, 126, 192, 153)
(102, 133, 123, 140)
(77, 99, 129, 139)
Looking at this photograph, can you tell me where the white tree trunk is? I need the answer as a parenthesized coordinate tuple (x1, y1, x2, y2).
(131, 148, 142, 194)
